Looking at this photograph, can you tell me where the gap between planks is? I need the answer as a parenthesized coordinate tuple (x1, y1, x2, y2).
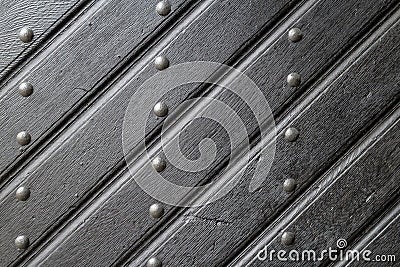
(127, 9, 400, 266)
(0, 0, 93, 83)
(7, 0, 398, 264)
(230, 105, 400, 267)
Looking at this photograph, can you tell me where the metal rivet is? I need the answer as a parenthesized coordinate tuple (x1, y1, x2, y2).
(152, 156, 166, 172)
(19, 27, 34, 43)
(16, 131, 31, 146)
(154, 102, 169, 117)
(16, 186, 30, 201)
(15, 235, 29, 249)
(18, 82, 33, 97)
(287, 73, 301, 87)
(288, 28, 303, 42)
(149, 203, 164, 219)
(154, 56, 170, 70)
(281, 232, 295, 246)
(283, 178, 296, 193)
(147, 257, 162, 267)
(156, 1, 171, 16)
(284, 127, 299, 142)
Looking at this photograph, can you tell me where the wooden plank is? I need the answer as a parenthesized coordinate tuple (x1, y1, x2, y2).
(125, 11, 400, 266)
(0, 0, 197, 180)
(0, 0, 84, 78)
(350, 205, 399, 267)
(20, 0, 400, 266)
(244, 115, 400, 267)
(0, 0, 301, 266)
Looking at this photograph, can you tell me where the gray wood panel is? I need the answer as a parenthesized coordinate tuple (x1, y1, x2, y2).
(246, 115, 400, 267)
(22, 0, 400, 266)
(350, 207, 399, 267)
(126, 12, 400, 266)
(0, 0, 83, 78)
(0, 0, 195, 182)
(0, 0, 300, 266)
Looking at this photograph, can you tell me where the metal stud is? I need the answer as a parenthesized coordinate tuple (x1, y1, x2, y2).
(16, 131, 31, 146)
(288, 28, 303, 42)
(19, 27, 34, 43)
(15, 235, 29, 249)
(156, 1, 171, 16)
(16, 186, 30, 201)
(154, 56, 170, 70)
(153, 102, 168, 117)
(18, 82, 33, 97)
(147, 257, 162, 267)
(287, 73, 301, 87)
(283, 178, 296, 193)
(284, 127, 299, 142)
(281, 231, 295, 246)
(149, 203, 164, 219)
(152, 156, 166, 172)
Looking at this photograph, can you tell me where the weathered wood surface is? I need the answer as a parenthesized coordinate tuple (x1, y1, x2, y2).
(0, 0, 302, 266)
(11, 0, 399, 266)
(0, 0, 84, 79)
(0, 0, 198, 183)
(240, 110, 400, 266)
(350, 202, 399, 267)
(0, 0, 398, 266)
(127, 9, 400, 266)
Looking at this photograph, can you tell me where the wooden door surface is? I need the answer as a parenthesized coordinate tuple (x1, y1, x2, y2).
(0, 0, 399, 266)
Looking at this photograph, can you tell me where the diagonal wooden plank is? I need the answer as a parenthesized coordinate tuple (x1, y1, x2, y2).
(346, 202, 399, 267)
(0, 0, 86, 78)
(243, 111, 400, 267)
(0, 0, 197, 183)
(0, 0, 302, 266)
(18, 0, 400, 266)
(126, 9, 400, 266)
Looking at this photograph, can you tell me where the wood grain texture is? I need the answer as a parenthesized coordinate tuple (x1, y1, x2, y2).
(20, 0, 400, 267)
(0, 0, 196, 182)
(126, 11, 400, 266)
(0, 0, 301, 266)
(247, 116, 400, 267)
(0, 0, 84, 78)
(350, 206, 399, 267)
(0, 0, 398, 266)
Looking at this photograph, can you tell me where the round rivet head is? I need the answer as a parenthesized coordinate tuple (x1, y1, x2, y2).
(284, 127, 299, 142)
(288, 27, 303, 42)
(147, 257, 162, 267)
(156, 1, 171, 16)
(154, 56, 170, 70)
(153, 102, 168, 117)
(15, 235, 29, 249)
(281, 232, 295, 246)
(18, 82, 33, 97)
(16, 186, 30, 201)
(149, 203, 164, 219)
(152, 156, 166, 172)
(19, 27, 34, 43)
(287, 73, 301, 87)
(16, 131, 31, 146)
(283, 178, 296, 193)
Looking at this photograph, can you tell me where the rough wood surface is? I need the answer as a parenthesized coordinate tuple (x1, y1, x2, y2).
(127, 9, 400, 266)
(0, 0, 301, 266)
(12, 0, 398, 266)
(0, 0, 197, 181)
(0, 0, 398, 266)
(350, 204, 399, 267)
(246, 114, 399, 266)
(0, 0, 84, 78)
